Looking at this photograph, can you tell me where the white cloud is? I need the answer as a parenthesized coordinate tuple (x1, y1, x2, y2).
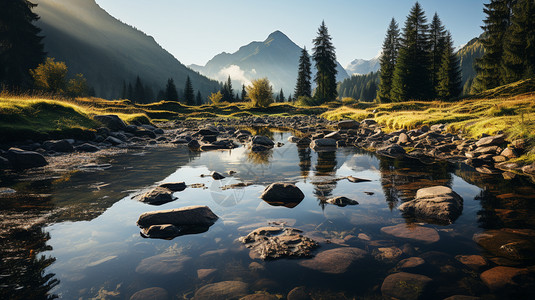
(217, 65, 251, 86)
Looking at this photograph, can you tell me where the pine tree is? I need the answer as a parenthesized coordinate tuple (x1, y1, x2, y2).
(437, 32, 462, 99)
(312, 21, 338, 103)
(472, 0, 514, 92)
(241, 84, 247, 101)
(279, 89, 285, 102)
(133, 76, 145, 103)
(196, 90, 203, 105)
(430, 13, 447, 97)
(221, 76, 234, 102)
(294, 46, 312, 98)
(378, 18, 400, 102)
(184, 76, 195, 105)
(0, 0, 45, 90)
(502, 0, 535, 82)
(391, 2, 432, 101)
(165, 78, 179, 101)
(288, 93, 293, 102)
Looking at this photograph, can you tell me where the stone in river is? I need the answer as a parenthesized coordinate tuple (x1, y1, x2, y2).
(381, 272, 432, 300)
(137, 187, 175, 205)
(140, 224, 182, 239)
(455, 255, 488, 270)
(287, 286, 312, 300)
(193, 281, 248, 300)
(240, 294, 278, 300)
(374, 247, 403, 261)
(397, 257, 426, 271)
(137, 206, 219, 228)
(211, 171, 225, 180)
(260, 183, 305, 208)
(381, 223, 440, 243)
(251, 135, 274, 147)
(136, 252, 191, 275)
(473, 228, 535, 262)
(298, 247, 367, 274)
(399, 186, 463, 225)
(158, 182, 186, 192)
(480, 266, 529, 291)
(197, 268, 217, 280)
(326, 196, 359, 207)
(239, 227, 318, 260)
(130, 287, 169, 300)
(347, 176, 371, 183)
(5, 147, 48, 170)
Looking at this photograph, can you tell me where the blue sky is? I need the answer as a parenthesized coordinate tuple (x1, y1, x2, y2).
(95, 0, 486, 67)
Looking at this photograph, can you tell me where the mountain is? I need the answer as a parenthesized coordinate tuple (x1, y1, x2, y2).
(345, 57, 380, 75)
(34, 0, 220, 100)
(189, 31, 349, 96)
(456, 36, 484, 94)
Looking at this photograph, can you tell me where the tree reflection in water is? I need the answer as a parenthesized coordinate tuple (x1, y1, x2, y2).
(312, 150, 338, 209)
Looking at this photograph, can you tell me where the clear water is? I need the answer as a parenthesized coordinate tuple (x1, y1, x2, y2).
(2, 131, 535, 299)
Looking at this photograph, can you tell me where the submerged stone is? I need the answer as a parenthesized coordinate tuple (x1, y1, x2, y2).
(381, 272, 432, 300)
(381, 223, 440, 243)
(135, 252, 191, 275)
(473, 228, 535, 262)
(130, 287, 169, 300)
(298, 247, 367, 274)
(399, 186, 463, 225)
(193, 281, 248, 300)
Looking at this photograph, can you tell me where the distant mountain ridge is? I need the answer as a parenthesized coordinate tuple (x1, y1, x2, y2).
(34, 0, 220, 100)
(189, 31, 349, 95)
(345, 57, 380, 75)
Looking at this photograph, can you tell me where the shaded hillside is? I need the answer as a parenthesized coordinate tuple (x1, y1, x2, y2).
(190, 31, 349, 95)
(456, 36, 484, 94)
(35, 0, 220, 100)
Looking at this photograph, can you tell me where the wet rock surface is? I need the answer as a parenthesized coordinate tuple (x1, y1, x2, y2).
(399, 186, 463, 225)
(473, 228, 535, 262)
(136, 187, 176, 205)
(381, 272, 433, 300)
(130, 287, 169, 300)
(381, 223, 440, 243)
(260, 183, 305, 207)
(193, 281, 248, 300)
(325, 196, 359, 207)
(298, 247, 367, 274)
(239, 227, 318, 260)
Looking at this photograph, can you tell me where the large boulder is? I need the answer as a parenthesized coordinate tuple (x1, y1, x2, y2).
(260, 183, 305, 208)
(381, 272, 432, 300)
(137, 205, 219, 228)
(43, 139, 74, 153)
(480, 266, 529, 291)
(298, 247, 367, 274)
(337, 120, 359, 129)
(251, 135, 274, 147)
(94, 114, 127, 131)
(193, 281, 249, 300)
(310, 138, 337, 150)
(5, 148, 48, 170)
(399, 186, 463, 225)
(377, 144, 406, 158)
(475, 134, 506, 147)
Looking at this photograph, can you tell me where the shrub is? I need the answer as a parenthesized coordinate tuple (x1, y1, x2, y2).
(246, 78, 273, 108)
(295, 95, 321, 106)
(209, 91, 223, 105)
(30, 57, 68, 94)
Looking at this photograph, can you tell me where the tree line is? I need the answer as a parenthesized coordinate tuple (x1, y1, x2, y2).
(338, 72, 379, 102)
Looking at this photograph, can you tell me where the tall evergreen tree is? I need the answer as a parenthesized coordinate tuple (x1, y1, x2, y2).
(312, 21, 338, 103)
(165, 78, 179, 101)
(279, 89, 285, 102)
(184, 76, 195, 105)
(294, 46, 312, 98)
(472, 0, 515, 92)
(0, 0, 45, 90)
(502, 0, 535, 82)
(429, 13, 447, 97)
(288, 93, 293, 102)
(378, 18, 400, 102)
(133, 76, 146, 102)
(196, 90, 203, 105)
(221, 76, 234, 102)
(437, 32, 462, 99)
(241, 84, 247, 101)
(391, 2, 433, 101)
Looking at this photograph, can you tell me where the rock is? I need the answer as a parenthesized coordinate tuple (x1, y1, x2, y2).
(288, 136, 301, 143)
(310, 138, 337, 150)
(480, 266, 529, 291)
(430, 124, 445, 131)
(188, 139, 201, 149)
(136, 252, 191, 275)
(240, 294, 278, 300)
(377, 144, 406, 158)
(337, 120, 359, 129)
(381, 272, 432, 300)
(374, 247, 403, 261)
(346, 176, 371, 183)
(158, 182, 186, 192)
(324, 131, 341, 140)
(197, 268, 217, 280)
(5, 148, 48, 170)
(501, 148, 518, 159)
(522, 163, 535, 174)
(299, 247, 367, 274)
(251, 135, 274, 147)
(381, 223, 440, 243)
(211, 171, 225, 180)
(287, 286, 312, 300)
(0, 187, 17, 195)
(260, 183, 305, 207)
(193, 281, 248, 300)
(130, 287, 169, 300)
(398, 132, 412, 145)
(43, 139, 74, 153)
(251, 144, 271, 152)
(0, 156, 11, 169)
(94, 114, 127, 131)
(137, 187, 175, 205)
(137, 206, 219, 228)
(475, 134, 505, 147)
(75, 143, 100, 152)
(248, 262, 265, 271)
(239, 227, 318, 260)
(399, 186, 463, 225)
(455, 255, 487, 270)
(511, 139, 527, 151)
(326, 196, 359, 207)
(358, 233, 371, 241)
(473, 228, 535, 262)
(361, 119, 377, 126)
(104, 136, 123, 146)
(140, 224, 182, 239)
(397, 257, 426, 270)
